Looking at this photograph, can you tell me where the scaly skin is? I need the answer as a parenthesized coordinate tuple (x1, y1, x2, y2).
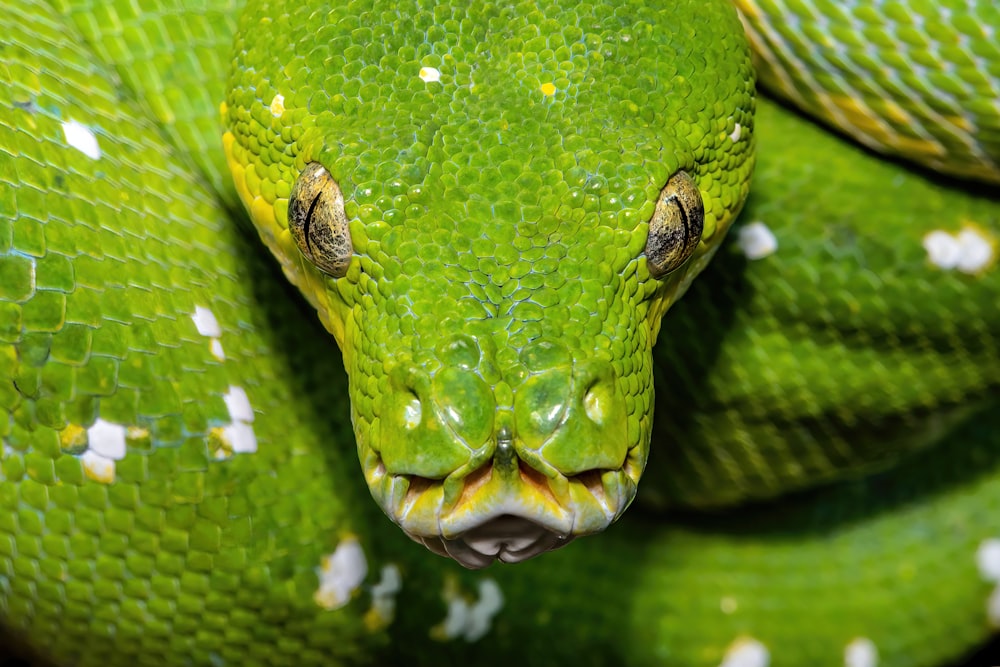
(223, 0, 755, 557)
(736, 0, 1000, 183)
(1, 1, 383, 662)
(1, 1, 1000, 667)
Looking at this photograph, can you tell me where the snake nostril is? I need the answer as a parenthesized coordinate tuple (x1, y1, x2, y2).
(401, 392, 422, 430)
(387, 364, 429, 431)
(513, 358, 628, 476)
(583, 378, 615, 426)
(378, 362, 495, 479)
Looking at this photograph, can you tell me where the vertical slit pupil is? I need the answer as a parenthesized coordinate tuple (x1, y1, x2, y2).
(303, 190, 323, 258)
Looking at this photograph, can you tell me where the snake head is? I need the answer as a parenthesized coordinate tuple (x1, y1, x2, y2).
(225, 0, 754, 567)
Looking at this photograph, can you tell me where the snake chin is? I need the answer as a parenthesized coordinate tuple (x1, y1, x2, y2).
(410, 515, 574, 569)
(367, 455, 639, 568)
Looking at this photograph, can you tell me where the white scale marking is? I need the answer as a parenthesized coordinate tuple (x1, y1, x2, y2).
(977, 538, 1000, 582)
(222, 421, 257, 454)
(80, 450, 115, 484)
(719, 637, 769, 667)
(192, 306, 222, 337)
(209, 338, 226, 361)
(221, 385, 257, 454)
(62, 119, 101, 159)
(270, 94, 285, 117)
(419, 67, 441, 83)
(192, 306, 226, 361)
(923, 227, 994, 274)
(437, 579, 504, 642)
(87, 418, 127, 460)
(369, 564, 402, 624)
(313, 537, 369, 610)
(224, 385, 254, 423)
(977, 538, 1000, 632)
(738, 222, 778, 260)
(844, 637, 878, 667)
(79, 419, 128, 484)
(954, 228, 994, 274)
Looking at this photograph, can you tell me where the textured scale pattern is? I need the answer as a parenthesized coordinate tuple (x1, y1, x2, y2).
(224, 0, 755, 538)
(48, 0, 243, 199)
(1, 1, 383, 662)
(737, 0, 1000, 183)
(645, 96, 1000, 508)
(1, 0, 1000, 666)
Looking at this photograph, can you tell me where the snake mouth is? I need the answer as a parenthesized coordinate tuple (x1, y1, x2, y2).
(415, 514, 571, 569)
(364, 450, 640, 569)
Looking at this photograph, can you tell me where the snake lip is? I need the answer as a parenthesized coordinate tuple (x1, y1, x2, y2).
(396, 467, 580, 569)
(384, 463, 636, 568)
(363, 442, 643, 567)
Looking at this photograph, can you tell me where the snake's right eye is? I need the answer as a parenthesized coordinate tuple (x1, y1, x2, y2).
(288, 162, 353, 277)
(644, 170, 704, 278)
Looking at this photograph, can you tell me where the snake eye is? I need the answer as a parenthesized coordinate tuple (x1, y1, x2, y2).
(288, 162, 353, 277)
(644, 170, 704, 278)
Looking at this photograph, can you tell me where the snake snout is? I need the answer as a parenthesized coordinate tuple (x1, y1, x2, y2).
(512, 356, 630, 477)
(361, 338, 646, 566)
(375, 357, 496, 480)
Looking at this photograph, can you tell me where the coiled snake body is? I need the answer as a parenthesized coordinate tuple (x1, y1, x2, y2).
(1, 1, 999, 665)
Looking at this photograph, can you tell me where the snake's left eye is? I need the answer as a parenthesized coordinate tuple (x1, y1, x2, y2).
(644, 170, 704, 278)
(288, 162, 353, 277)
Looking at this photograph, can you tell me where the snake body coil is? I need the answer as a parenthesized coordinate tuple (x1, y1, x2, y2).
(1, 1, 999, 666)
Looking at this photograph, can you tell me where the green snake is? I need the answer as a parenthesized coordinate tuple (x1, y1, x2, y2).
(2, 0, 999, 665)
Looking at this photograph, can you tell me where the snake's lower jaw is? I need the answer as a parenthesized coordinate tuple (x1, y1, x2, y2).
(365, 449, 640, 569)
(413, 516, 573, 569)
